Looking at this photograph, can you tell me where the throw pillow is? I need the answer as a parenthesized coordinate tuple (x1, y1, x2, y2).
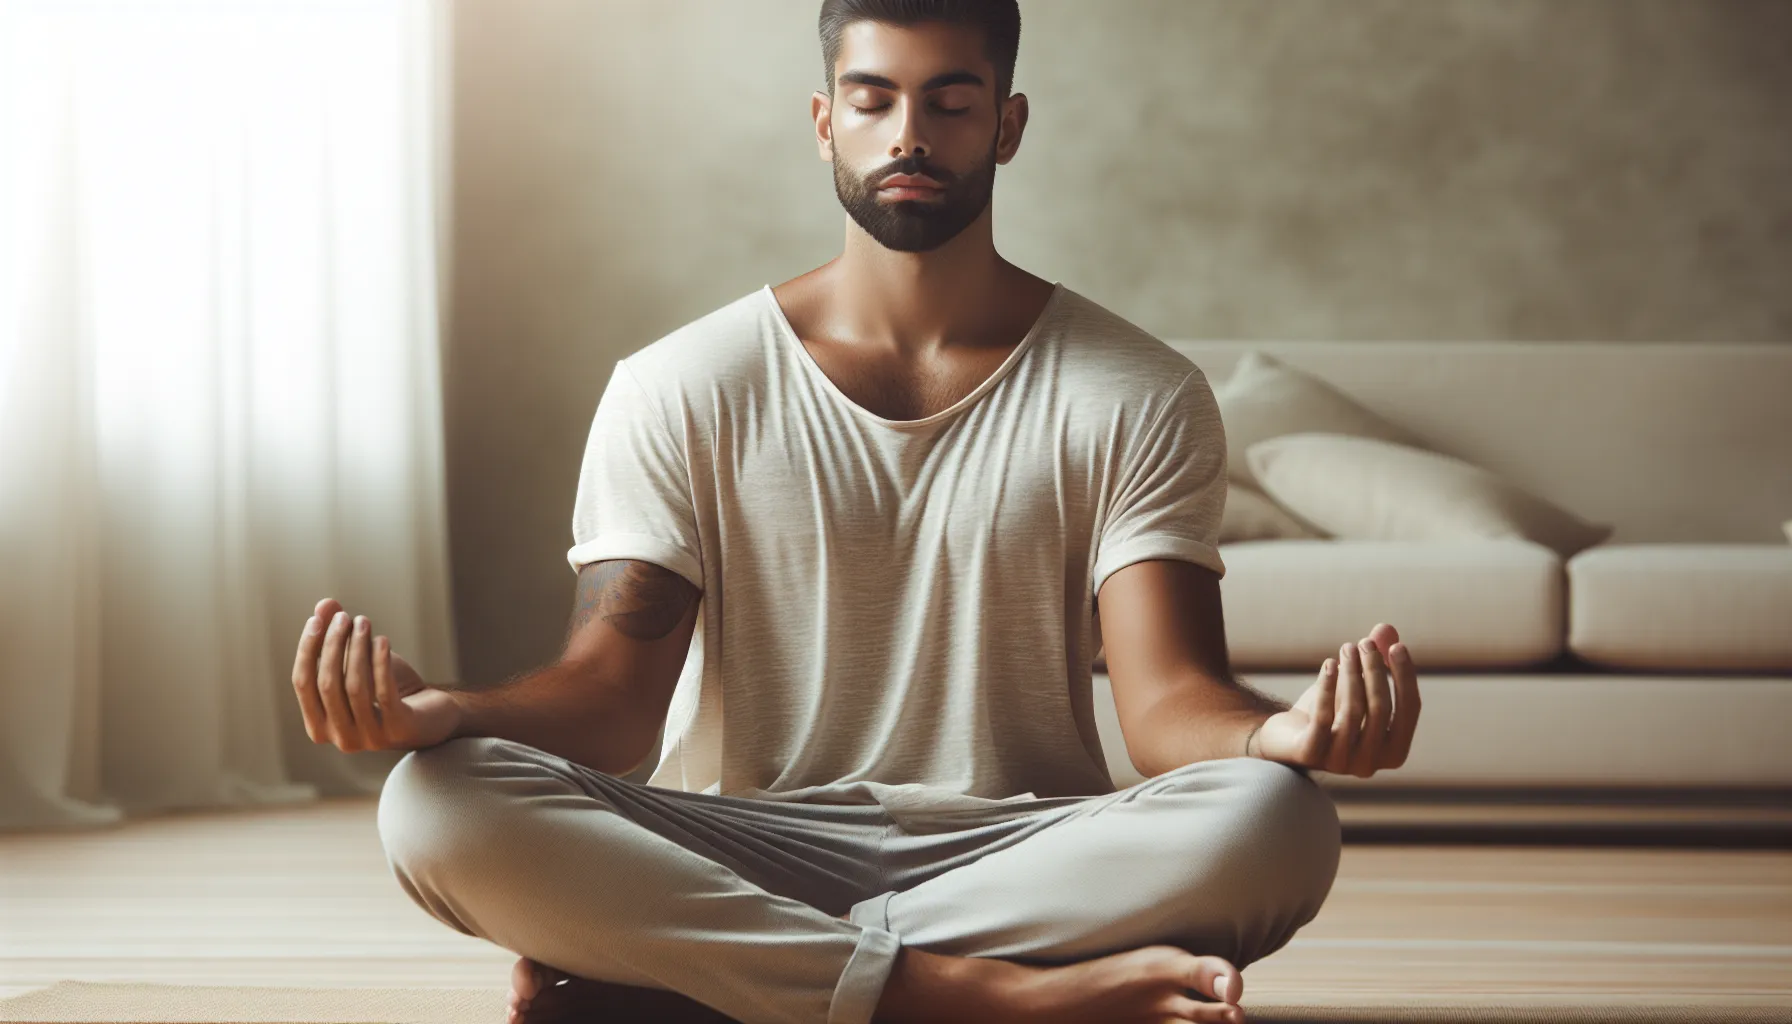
(1220, 483, 1329, 542)
(1214, 349, 1424, 492)
(1247, 432, 1614, 558)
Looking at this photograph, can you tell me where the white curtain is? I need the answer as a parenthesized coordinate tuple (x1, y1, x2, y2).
(0, 0, 461, 831)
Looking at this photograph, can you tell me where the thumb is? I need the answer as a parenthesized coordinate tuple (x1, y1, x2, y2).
(1292, 668, 1324, 715)
(389, 651, 429, 696)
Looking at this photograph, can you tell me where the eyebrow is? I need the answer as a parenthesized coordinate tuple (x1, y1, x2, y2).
(839, 70, 985, 91)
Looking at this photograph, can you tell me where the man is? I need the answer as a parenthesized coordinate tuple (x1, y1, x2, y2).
(292, 2, 1421, 1022)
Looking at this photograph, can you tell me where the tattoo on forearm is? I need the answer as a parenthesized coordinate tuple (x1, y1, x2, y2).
(570, 560, 696, 642)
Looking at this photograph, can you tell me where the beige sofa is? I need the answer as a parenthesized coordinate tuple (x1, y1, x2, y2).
(1091, 341, 1792, 793)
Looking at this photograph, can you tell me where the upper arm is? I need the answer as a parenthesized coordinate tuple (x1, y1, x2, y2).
(1096, 558, 1230, 736)
(562, 558, 700, 737)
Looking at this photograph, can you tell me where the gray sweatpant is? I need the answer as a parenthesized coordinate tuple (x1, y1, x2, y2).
(376, 736, 1341, 1024)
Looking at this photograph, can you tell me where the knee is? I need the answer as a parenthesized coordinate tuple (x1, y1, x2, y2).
(1153, 757, 1342, 957)
(1216, 758, 1342, 956)
(1227, 757, 1341, 854)
(1240, 757, 1339, 868)
(376, 736, 523, 877)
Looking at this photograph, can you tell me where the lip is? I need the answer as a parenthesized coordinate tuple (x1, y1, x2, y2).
(879, 185, 945, 200)
(878, 173, 944, 190)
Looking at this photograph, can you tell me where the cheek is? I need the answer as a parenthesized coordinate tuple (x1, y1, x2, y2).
(828, 127, 882, 169)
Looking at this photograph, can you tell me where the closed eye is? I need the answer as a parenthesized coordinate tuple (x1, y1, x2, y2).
(852, 104, 970, 116)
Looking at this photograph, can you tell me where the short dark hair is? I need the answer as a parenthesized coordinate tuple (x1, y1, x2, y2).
(818, 0, 1022, 101)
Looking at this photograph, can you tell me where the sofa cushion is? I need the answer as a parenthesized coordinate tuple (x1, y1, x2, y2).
(1247, 432, 1614, 559)
(1111, 671, 1792, 788)
(1567, 544, 1792, 671)
(1215, 538, 1566, 670)
(1220, 483, 1327, 543)
(1212, 349, 1424, 493)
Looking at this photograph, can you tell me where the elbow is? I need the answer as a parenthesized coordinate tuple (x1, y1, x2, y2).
(561, 657, 667, 778)
(609, 719, 663, 778)
(1127, 745, 1169, 781)
(1120, 720, 1172, 780)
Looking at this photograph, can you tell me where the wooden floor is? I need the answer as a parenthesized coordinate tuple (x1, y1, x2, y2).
(1, 797, 1789, 1011)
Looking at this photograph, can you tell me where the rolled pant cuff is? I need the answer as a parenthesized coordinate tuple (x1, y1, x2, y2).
(827, 924, 902, 1024)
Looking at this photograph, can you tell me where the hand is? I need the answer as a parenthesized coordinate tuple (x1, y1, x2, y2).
(291, 597, 462, 753)
(1250, 622, 1421, 778)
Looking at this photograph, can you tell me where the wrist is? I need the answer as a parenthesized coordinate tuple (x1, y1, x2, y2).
(442, 687, 474, 740)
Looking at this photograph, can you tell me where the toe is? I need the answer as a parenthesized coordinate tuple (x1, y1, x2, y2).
(510, 957, 537, 1003)
(510, 956, 568, 1003)
(1186, 954, 1243, 1004)
(1165, 995, 1244, 1023)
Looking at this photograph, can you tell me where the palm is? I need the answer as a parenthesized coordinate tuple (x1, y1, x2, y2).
(1255, 704, 1321, 763)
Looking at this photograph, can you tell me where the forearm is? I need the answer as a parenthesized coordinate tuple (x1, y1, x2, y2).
(443, 660, 657, 776)
(1128, 671, 1289, 777)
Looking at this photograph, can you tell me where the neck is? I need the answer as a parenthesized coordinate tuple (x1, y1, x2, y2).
(825, 208, 1014, 352)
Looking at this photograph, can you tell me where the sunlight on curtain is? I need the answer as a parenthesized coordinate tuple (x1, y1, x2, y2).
(0, 0, 460, 830)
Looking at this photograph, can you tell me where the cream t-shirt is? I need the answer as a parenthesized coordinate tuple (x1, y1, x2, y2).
(566, 282, 1227, 825)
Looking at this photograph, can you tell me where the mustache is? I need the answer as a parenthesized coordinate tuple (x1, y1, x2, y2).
(866, 157, 954, 186)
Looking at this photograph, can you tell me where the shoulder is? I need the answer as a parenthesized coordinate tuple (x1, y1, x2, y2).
(1045, 286, 1216, 416)
(615, 286, 778, 400)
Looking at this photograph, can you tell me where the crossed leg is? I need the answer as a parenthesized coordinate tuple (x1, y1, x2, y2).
(377, 738, 1339, 1024)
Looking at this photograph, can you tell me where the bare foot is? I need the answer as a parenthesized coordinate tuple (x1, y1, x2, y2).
(510, 930, 1244, 1024)
(507, 956, 735, 1023)
(877, 943, 1246, 1024)
(507, 957, 566, 1024)
(1014, 945, 1243, 1023)
(509, 915, 856, 1021)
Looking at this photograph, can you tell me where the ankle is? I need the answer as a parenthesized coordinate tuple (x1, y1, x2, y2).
(873, 947, 1027, 1024)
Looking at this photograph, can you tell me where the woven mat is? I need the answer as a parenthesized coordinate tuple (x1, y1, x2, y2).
(2, 982, 1788, 1024)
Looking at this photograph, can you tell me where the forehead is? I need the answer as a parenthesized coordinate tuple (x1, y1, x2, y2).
(834, 19, 993, 88)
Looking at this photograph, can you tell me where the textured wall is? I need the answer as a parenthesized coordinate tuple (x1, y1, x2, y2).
(443, 0, 1792, 684)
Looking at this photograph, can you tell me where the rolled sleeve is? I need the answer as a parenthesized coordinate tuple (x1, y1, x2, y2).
(567, 360, 704, 589)
(1093, 368, 1229, 597)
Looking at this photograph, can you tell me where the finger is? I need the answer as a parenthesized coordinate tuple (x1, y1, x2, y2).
(1369, 620, 1400, 660)
(1385, 641, 1422, 767)
(1291, 675, 1320, 716)
(344, 615, 380, 747)
(1350, 638, 1390, 777)
(1330, 641, 1364, 774)
(291, 616, 329, 743)
(317, 610, 358, 749)
(1303, 658, 1337, 766)
(373, 634, 400, 733)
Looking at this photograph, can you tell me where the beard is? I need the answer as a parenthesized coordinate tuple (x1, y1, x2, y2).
(833, 133, 998, 253)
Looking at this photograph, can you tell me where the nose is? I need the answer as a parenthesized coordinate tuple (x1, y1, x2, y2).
(888, 97, 930, 162)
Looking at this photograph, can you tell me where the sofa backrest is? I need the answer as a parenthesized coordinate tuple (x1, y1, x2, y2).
(1167, 341, 1791, 544)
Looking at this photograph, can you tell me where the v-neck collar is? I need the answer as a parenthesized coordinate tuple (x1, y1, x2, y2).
(762, 282, 1065, 430)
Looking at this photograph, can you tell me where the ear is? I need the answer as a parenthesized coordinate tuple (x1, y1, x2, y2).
(995, 91, 1029, 165)
(812, 90, 835, 162)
